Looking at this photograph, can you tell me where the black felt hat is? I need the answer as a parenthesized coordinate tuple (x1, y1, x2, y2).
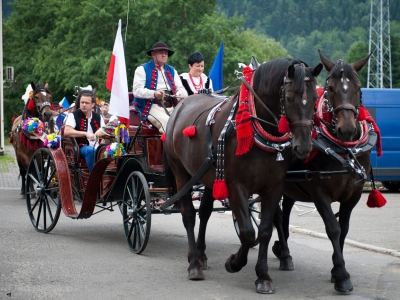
(147, 41, 174, 56)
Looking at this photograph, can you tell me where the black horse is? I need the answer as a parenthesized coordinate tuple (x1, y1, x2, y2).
(164, 58, 322, 293)
(273, 50, 382, 294)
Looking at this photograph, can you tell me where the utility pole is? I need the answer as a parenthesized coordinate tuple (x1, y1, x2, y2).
(367, 0, 392, 88)
(0, 1, 5, 155)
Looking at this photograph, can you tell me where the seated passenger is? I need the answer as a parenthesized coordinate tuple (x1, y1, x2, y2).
(180, 52, 214, 95)
(64, 89, 105, 172)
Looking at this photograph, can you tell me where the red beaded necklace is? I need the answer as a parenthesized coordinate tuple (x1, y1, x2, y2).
(189, 73, 203, 91)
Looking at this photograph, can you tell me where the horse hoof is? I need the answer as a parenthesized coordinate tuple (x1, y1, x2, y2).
(188, 266, 204, 280)
(199, 258, 208, 270)
(279, 256, 294, 271)
(255, 280, 275, 294)
(225, 254, 241, 273)
(334, 278, 353, 294)
(272, 241, 280, 258)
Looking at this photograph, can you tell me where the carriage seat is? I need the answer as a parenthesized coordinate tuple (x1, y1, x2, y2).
(60, 125, 88, 169)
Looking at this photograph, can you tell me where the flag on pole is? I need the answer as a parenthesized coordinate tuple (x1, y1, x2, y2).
(208, 42, 224, 92)
(106, 19, 130, 127)
(59, 97, 70, 109)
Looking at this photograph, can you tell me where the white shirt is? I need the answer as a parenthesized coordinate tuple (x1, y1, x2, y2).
(132, 64, 188, 99)
(65, 111, 106, 147)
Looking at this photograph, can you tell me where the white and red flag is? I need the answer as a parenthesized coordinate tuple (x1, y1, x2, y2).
(106, 19, 130, 127)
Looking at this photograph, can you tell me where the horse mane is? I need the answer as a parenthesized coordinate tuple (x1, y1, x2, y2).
(253, 58, 309, 97)
(329, 60, 358, 81)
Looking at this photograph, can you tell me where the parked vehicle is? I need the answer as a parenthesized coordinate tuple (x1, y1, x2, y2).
(362, 88, 400, 191)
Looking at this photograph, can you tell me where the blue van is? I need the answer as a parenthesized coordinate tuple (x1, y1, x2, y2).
(362, 88, 400, 191)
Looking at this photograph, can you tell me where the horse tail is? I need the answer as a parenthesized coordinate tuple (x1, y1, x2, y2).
(163, 148, 177, 198)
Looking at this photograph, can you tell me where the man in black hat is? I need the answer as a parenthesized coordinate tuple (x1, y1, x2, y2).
(132, 41, 187, 133)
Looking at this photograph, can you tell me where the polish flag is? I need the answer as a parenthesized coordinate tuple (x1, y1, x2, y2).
(106, 19, 130, 126)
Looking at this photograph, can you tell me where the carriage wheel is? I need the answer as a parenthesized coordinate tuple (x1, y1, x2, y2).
(26, 148, 61, 233)
(232, 201, 261, 247)
(120, 171, 151, 254)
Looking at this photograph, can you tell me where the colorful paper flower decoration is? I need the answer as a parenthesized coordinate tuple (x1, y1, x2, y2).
(104, 142, 126, 158)
(23, 117, 44, 134)
(43, 133, 61, 148)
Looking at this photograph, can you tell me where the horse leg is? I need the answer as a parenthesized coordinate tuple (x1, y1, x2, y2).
(337, 198, 359, 253)
(254, 190, 283, 294)
(272, 195, 294, 270)
(180, 188, 204, 280)
(313, 191, 353, 294)
(225, 185, 255, 274)
(195, 187, 214, 270)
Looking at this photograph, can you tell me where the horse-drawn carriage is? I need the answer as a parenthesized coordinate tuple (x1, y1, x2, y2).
(21, 52, 385, 294)
(25, 93, 261, 254)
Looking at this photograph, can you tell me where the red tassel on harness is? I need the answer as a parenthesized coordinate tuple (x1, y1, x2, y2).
(358, 105, 368, 121)
(160, 133, 166, 142)
(235, 65, 254, 156)
(27, 99, 36, 110)
(182, 126, 196, 138)
(212, 179, 229, 200)
(278, 115, 290, 134)
(366, 189, 387, 208)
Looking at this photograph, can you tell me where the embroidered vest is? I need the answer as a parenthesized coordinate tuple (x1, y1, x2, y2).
(133, 60, 178, 121)
(73, 109, 101, 146)
(180, 76, 211, 96)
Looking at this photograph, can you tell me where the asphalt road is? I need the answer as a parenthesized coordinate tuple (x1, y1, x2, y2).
(1, 189, 399, 300)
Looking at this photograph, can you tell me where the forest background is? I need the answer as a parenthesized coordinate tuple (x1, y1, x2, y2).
(2, 0, 400, 133)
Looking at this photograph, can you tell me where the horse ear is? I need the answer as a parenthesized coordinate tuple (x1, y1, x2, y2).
(351, 53, 371, 73)
(92, 87, 97, 96)
(318, 49, 335, 72)
(30, 82, 36, 91)
(287, 65, 295, 80)
(310, 63, 323, 77)
(44, 83, 49, 89)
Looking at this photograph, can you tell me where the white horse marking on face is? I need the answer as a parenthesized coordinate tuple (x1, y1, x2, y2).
(302, 99, 307, 105)
(41, 92, 47, 96)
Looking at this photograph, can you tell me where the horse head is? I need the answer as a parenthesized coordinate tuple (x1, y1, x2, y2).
(27, 82, 53, 122)
(282, 62, 323, 159)
(319, 50, 370, 141)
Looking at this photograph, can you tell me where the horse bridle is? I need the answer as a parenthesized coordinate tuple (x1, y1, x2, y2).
(32, 88, 52, 114)
(323, 60, 361, 125)
(280, 63, 314, 129)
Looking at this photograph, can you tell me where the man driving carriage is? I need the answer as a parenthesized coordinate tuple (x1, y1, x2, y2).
(132, 41, 187, 133)
(64, 89, 105, 172)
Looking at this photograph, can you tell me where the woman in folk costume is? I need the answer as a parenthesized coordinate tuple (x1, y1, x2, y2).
(132, 42, 187, 133)
(180, 52, 213, 95)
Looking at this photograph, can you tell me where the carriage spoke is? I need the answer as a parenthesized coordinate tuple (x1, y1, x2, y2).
(44, 194, 56, 222)
(28, 171, 41, 186)
(35, 198, 43, 228)
(29, 197, 40, 213)
(135, 221, 142, 248)
(44, 155, 51, 181)
(45, 168, 57, 188)
(33, 158, 42, 183)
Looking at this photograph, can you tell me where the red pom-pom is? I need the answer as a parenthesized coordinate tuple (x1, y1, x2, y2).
(27, 99, 36, 110)
(358, 105, 368, 121)
(278, 115, 290, 134)
(182, 126, 196, 138)
(366, 189, 387, 208)
(160, 133, 166, 142)
(212, 179, 229, 200)
(11, 117, 16, 122)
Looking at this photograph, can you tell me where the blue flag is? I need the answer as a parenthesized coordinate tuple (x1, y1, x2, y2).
(59, 96, 70, 109)
(208, 42, 224, 92)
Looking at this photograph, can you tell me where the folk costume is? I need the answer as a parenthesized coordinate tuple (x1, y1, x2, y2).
(65, 109, 105, 171)
(132, 42, 187, 133)
(180, 73, 213, 95)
